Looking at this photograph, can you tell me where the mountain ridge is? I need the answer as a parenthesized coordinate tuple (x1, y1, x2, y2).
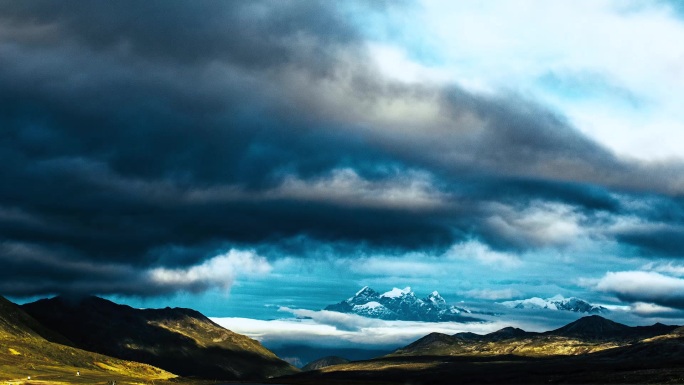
(0, 295, 175, 382)
(324, 286, 481, 322)
(21, 295, 298, 380)
(500, 295, 608, 314)
(391, 315, 679, 358)
(284, 316, 684, 385)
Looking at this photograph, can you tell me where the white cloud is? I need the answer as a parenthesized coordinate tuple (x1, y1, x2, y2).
(642, 262, 684, 277)
(367, 43, 451, 84)
(485, 201, 586, 248)
(278, 307, 383, 331)
(212, 313, 511, 349)
(374, 0, 684, 161)
(148, 249, 271, 292)
(594, 270, 684, 309)
(630, 302, 679, 316)
(465, 288, 521, 300)
(445, 240, 521, 268)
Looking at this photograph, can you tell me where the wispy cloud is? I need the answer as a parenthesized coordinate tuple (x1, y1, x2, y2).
(465, 288, 521, 300)
(445, 241, 522, 269)
(642, 262, 684, 277)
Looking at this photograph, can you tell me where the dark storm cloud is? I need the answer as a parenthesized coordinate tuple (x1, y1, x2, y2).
(615, 226, 684, 258)
(0, 0, 358, 70)
(2, 1, 684, 296)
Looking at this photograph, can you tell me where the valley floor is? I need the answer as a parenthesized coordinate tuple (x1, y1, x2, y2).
(277, 354, 684, 385)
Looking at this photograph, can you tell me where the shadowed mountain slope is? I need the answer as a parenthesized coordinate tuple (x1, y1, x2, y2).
(0, 295, 174, 382)
(545, 315, 679, 341)
(22, 296, 297, 380)
(0, 295, 69, 343)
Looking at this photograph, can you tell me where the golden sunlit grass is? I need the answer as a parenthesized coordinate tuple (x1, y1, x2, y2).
(391, 336, 622, 358)
(319, 360, 440, 373)
(0, 333, 176, 384)
(148, 316, 279, 358)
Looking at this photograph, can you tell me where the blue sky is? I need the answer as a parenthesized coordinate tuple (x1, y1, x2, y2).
(4, 0, 684, 350)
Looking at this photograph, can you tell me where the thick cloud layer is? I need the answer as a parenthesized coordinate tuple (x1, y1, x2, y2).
(2, 1, 684, 297)
(595, 271, 684, 310)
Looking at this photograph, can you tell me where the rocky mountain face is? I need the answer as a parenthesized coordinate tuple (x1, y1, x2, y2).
(0, 295, 174, 382)
(500, 295, 608, 313)
(392, 315, 679, 357)
(21, 296, 298, 380)
(324, 286, 481, 322)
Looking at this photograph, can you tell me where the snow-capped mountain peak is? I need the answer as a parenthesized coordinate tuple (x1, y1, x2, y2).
(355, 286, 371, 296)
(426, 291, 446, 306)
(500, 295, 607, 314)
(381, 287, 412, 298)
(347, 286, 380, 305)
(325, 286, 479, 322)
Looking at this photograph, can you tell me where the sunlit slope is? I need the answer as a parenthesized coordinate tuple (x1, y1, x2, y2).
(283, 316, 684, 384)
(391, 315, 678, 357)
(0, 295, 174, 383)
(23, 296, 298, 380)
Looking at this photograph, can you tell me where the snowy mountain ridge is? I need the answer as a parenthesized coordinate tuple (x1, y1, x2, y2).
(326, 286, 481, 322)
(499, 295, 608, 314)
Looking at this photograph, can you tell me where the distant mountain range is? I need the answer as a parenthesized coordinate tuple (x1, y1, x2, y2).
(324, 286, 481, 322)
(500, 295, 608, 314)
(289, 316, 684, 384)
(392, 315, 677, 357)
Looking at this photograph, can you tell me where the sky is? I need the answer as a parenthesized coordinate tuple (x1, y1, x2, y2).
(3, 0, 684, 352)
